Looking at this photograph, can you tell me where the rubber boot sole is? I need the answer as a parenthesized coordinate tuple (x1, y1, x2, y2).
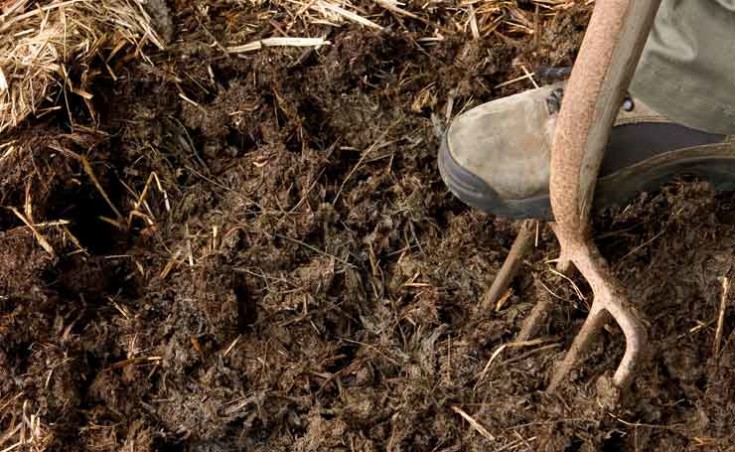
(439, 137, 735, 219)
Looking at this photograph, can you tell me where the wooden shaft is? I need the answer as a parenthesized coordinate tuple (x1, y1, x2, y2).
(549, 0, 661, 238)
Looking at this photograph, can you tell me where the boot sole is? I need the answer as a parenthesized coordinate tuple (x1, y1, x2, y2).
(439, 136, 735, 219)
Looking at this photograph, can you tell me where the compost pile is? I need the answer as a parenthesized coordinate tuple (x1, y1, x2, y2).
(2, 0, 735, 450)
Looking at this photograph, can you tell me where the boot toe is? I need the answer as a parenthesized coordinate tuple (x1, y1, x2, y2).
(438, 85, 559, 218)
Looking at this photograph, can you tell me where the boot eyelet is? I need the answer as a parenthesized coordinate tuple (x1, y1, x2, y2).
(622, 97, 635, 112)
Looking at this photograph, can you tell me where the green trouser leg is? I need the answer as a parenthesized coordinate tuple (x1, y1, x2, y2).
(630, 0, 735, 134)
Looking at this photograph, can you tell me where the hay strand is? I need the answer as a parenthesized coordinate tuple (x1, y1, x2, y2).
(0, 0, 163, 133)
(227, 37, 330, 54)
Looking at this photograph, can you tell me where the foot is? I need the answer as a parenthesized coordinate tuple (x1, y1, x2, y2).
(439, 83, 734, 219)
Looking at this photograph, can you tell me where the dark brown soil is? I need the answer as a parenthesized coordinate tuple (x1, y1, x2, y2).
(4, 2, 735, 451)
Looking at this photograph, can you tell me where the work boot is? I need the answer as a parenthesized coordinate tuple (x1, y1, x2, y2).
(439, 83, 735, 219)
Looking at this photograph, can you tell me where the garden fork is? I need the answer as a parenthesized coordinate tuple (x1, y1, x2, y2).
(547, 0, 662, 391)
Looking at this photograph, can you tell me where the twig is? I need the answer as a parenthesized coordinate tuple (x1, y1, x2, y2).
(193, 12, 228, 55)
(615, 229, 665, 264)
(503, 343, 560, 366)
(79, 155, 124, 221)
(495, 436, 537, 452)
(8, 206, 55, 257)
(451, 406, 495, 441)
(333, 128, 393, 203)
(475, 338, 547, 386)
(50, 146, 124, 221)
(222, 335, 242, 357)
(371, 0, 434, 27)
(713, 276, 730, 357)
(313, 1, 383, 30)
(520, 64, 539, 89)
(275, 233, 354, 268)
(494, 72, 537, 89)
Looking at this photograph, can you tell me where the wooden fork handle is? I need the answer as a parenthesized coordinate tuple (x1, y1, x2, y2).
(550, 0, 661, 241)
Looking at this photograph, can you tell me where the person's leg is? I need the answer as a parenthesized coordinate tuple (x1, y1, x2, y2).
(631, 0, 735, 134)
(438, 1, 735, 219)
